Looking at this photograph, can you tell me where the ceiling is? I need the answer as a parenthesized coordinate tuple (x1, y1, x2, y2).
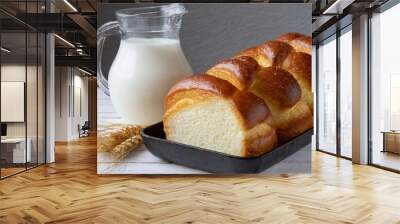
(310, 0, 390, 39)
(0, 0, 97, 73)
(0, 0, 393, 72)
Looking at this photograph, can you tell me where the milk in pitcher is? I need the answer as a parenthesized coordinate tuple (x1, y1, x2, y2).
(108, 37, 192, 126)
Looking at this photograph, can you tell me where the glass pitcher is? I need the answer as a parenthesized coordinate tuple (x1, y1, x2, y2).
(97, 3, 192, 126)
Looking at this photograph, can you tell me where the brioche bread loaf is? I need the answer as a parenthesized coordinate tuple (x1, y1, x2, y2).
(164, 75, 277, 157)
(163, 32, 312, 157)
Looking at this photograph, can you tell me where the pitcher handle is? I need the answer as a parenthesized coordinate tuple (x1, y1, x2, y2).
(97, 21, 120, 96)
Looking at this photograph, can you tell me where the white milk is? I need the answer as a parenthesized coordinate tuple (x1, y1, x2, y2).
(108, 37, 192, 126)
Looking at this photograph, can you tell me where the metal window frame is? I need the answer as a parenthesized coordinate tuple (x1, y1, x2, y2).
(367, 0, 400, 173)
(336, 26, 341, 158)
(315, 20, 353, 161)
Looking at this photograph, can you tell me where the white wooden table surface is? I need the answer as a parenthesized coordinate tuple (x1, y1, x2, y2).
(97, 88, 311, 174)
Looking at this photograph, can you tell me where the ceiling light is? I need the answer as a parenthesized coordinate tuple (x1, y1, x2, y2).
(1, 47, 11, 53)
(323, 0, 354, 15)
(54, 34, 75, 48)
(323, 0, 341, 14)
(63, 0, 78, 12)
(78, 67, 93, 76)
(76, 48, 86, 55)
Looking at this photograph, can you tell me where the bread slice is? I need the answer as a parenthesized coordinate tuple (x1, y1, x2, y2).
(164, 75, 277, 157)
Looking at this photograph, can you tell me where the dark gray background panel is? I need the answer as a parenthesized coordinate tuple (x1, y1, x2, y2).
(98, 3, 311, 76)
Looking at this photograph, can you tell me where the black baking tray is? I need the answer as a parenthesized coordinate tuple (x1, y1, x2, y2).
(141, 122, 312, 174)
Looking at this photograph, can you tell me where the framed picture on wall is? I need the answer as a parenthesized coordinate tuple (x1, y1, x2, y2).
(1, 81, 25, 122)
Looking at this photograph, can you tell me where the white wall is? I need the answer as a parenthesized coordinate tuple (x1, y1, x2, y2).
(54, 67, 89, 141)
(72, 73, 89, 138)
(54, 66, 69, 141)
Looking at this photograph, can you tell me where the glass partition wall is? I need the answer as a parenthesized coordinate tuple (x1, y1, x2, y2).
(339, 26, 352, 159)
(370, 2, 400, 172)
(316, 25, 353, 159)
(0, 30, 27, 177)
(0, 2, 46, 179)
(317, 35, 337, 155)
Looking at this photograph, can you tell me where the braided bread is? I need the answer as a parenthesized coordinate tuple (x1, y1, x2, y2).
(235, 33, 313, 110)
(164, 33, 312, 157)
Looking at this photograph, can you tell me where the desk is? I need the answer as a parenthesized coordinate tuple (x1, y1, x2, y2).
(1, 138, 31, 163)
(381, 131, 400, 154)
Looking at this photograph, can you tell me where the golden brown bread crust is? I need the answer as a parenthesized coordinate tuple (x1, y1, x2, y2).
(234, 34, 312, 111)
(165, 74, 270, 129)
(208, 61, 302, 110)
(206, 56, 258, 90)
(231, 90, 270, 129)
(282, 52, 312, 108)
(276, 32, 312, 55)
(290, 37, 312, 55)
(249, 67, 312, 142)
(276, 32, 307, 42)
(282, 52, 311, 89)
(166, 74, 236, 99)
(235, 46, 260, 59)
(235, 41, 294, 68)
(258, 41, 294, 67)
(252, 67, 301, 109)
(206, 57, 311, 143)
(210, 33, 313, 142)
(243, 122, 277, 157)
(164, 75, 235, 127)
(275, 104, 313, 142)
